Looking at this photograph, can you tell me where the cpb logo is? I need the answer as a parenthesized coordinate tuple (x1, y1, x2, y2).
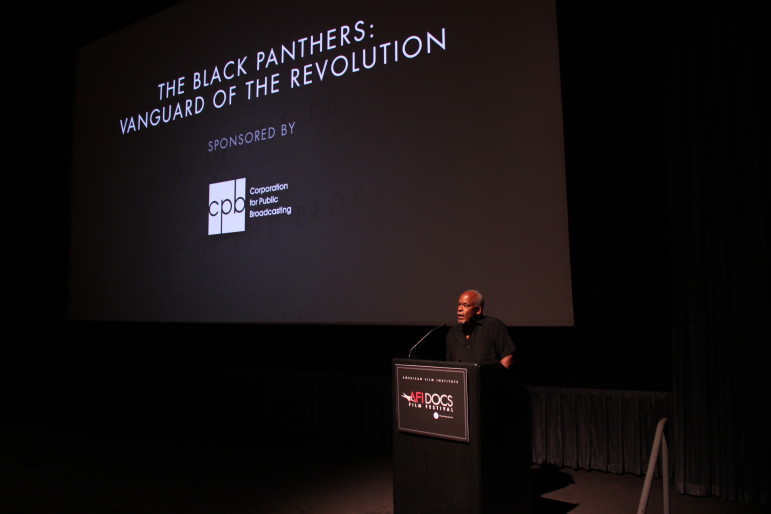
(208, 178, 246, 235)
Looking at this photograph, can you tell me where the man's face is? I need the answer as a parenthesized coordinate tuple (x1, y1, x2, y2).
(456, 292, 482, 325)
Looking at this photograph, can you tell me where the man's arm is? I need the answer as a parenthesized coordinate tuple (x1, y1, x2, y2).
(500, 353, 514, 369)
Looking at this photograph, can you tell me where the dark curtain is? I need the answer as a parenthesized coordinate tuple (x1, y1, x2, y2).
(666, 3, 770, 504)
(530, 387, 672, 475)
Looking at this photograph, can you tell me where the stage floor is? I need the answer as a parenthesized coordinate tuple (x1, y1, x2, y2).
(2, 428, 768, 514)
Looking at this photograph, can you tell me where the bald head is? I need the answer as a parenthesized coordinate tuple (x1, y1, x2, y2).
(456, 290, 484, 325)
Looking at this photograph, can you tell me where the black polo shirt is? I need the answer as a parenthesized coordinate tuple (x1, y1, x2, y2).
(445, 315, 516, 364)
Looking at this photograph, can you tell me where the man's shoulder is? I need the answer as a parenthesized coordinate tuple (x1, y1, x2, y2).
(479, 315, 507, 327)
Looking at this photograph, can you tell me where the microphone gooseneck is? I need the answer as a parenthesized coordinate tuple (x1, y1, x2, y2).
(408, 324, 446, 359)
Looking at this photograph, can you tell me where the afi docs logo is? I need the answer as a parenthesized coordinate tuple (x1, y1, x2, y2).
(208, 178, 245, 235)
(401, 392, 454, 407)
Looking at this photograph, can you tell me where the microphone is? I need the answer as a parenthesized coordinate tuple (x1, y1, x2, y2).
(408, 324, 446, 359)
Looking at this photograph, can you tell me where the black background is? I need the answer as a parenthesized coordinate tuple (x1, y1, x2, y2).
(8, 3, 770, 506)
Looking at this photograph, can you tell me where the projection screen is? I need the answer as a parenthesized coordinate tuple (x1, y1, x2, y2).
(69, 0, 574, 325)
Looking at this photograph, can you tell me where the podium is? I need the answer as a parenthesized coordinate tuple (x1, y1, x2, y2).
(392, 358, 531, 514)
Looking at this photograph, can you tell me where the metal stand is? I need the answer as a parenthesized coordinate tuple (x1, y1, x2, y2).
(637, 417, 670, 514)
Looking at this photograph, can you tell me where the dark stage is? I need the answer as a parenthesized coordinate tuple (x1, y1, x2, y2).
(3, 427, 768, 514)
(7, 1, 770, 512)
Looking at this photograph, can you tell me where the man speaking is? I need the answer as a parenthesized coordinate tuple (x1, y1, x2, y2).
(445, 290, 516, 369)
